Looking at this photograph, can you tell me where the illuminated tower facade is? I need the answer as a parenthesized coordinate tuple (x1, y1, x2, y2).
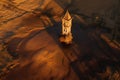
(62, 10, 72, 35)
(59, 10, 73, 44)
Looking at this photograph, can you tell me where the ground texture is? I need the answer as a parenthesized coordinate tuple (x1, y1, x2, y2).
(0, 0, 120, 80)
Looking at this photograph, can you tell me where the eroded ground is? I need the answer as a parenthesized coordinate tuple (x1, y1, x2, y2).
(0, 0, 120, 80)
(3, 21, 120, 80)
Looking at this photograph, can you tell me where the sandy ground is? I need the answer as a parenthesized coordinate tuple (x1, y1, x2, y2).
(0, 0, 63, 78)
(3, 23, 120, 80)
(0, 0, 120, 80)
(5, 29, 79, 80)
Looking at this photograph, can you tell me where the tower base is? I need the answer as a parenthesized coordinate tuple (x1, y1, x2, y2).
(59, 33, 73, 44)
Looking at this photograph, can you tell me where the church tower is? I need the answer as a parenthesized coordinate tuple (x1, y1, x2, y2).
(59, 10, 73, 44)
(62, 10, 72, 35)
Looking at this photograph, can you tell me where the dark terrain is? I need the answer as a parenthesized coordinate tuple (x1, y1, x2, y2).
(0, 0, 120, 80)
(4, 22, 120, 80)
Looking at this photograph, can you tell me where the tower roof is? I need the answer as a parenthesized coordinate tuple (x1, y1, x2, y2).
(63, 10, 72, 20)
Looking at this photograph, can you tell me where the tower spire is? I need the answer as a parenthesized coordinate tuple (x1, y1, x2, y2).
(63, 10, 72, 20)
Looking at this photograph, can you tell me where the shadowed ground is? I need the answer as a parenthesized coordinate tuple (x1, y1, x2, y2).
(0, 0, 120, 80)
(5, 23, 120, 80)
